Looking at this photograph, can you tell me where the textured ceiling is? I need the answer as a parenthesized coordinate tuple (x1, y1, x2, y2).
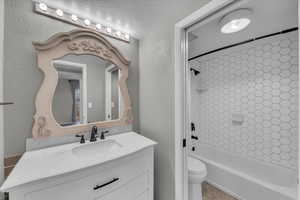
(188, 0, 298, 58)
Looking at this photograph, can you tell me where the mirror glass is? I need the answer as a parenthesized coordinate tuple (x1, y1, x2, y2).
(52, 54, 122, 126)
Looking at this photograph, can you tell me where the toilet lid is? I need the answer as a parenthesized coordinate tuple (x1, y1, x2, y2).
(188, 156, 207, 175)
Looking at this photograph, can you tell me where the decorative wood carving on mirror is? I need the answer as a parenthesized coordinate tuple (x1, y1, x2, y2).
(32, 29, 132, 138)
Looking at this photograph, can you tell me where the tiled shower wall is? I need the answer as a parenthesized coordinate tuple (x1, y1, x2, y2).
(190, 31, 298, 170)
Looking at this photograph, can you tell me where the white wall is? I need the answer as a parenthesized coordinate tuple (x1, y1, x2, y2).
(0, 0, 4, 198)
(190, 31, 298, 170)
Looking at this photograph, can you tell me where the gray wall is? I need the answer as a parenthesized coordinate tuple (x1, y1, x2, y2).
(4, 0, 140, 157)
(138, 1, 210, 200)
(52, 79, 73, 123)
(0, 0, 5, 194)
(61, 54, 107, 122)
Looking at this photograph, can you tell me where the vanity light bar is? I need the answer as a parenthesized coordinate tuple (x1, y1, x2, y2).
(33, 1, 131, 42)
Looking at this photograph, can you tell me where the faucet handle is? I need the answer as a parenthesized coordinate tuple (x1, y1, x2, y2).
(100, 130, 109, 140)
(76, 134, 85, 144)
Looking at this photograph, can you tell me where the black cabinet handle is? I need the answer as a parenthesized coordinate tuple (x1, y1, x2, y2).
(0, 102, 14, 105)
(93, 178, 120, 190)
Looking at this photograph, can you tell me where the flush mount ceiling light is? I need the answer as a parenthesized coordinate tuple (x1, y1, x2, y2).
(219, 9, 252, 34)
(33, 1, 131, 42)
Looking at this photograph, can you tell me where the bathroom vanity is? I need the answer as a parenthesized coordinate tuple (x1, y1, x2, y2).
(1, 132, 156, 200)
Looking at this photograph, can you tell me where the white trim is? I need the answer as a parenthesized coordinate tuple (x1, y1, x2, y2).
(298, 1, 300, 199)
(105, 64, 121, 120)
(58, 71, 82, 80)
(0, 0, 4, 199)
(53, 60, 88, 124)
(105, 66, 112, 120)
(118, 70, 122, 118)
(174, 1, 237, 200)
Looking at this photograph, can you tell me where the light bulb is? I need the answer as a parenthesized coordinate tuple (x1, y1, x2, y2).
(84, 19, 91, 26)
(39, 3, 48, 11)
(96, 24, 102, 30)
(106, 27, 112, 33)
(116, 31, 121, 37)
(124, 33, 130, 40)
(71, 14, 78, 21)
(56, 9, 64, 17)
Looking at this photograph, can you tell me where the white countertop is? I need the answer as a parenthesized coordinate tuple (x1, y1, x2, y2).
(1, 132, 157, 192)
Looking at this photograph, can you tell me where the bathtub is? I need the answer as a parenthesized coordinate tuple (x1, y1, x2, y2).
(191, 144, 298, 200)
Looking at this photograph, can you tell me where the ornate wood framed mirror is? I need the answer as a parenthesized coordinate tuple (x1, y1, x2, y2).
(32, 29, 132, 138)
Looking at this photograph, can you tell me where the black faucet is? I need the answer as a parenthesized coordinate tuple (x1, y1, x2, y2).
(90, 126, 98, 142)
(100, 130, 109, 140)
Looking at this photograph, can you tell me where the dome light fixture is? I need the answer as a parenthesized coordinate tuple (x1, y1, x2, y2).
(220, 9, 252, 34)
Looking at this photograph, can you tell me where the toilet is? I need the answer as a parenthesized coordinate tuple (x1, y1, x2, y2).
(188, 156, 207, 200)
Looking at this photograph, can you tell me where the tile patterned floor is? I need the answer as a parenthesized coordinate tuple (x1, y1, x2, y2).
(203, 182, 238, 200)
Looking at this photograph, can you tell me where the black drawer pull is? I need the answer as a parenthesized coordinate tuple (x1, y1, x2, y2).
(93, 178, 120, 190)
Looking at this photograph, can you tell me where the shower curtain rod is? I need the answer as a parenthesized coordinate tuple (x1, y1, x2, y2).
(188, 27, 298, 61)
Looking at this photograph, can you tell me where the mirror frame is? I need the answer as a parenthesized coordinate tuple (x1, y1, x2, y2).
(32, 29, 132, 138)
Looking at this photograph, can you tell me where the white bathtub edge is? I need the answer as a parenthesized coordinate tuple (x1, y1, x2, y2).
(191, 153, 297, 200)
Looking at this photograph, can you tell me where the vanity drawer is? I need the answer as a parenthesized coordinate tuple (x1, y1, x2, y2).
(94, 172, 148, 200)
(23, 149, 153, 200)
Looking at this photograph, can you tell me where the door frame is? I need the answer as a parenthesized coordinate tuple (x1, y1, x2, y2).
(175, 1, 300, 200)
(105, 64, 122, 121)
(53, 60, 88, 124)
(0, 0, 4, 197)
(174, 1, 237, 200)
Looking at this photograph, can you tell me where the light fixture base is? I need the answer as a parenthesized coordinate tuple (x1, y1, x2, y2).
(33, 1, 130, 42)
(219, 8, 252, 34)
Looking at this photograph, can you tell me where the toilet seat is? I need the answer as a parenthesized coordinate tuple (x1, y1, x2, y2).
(188, 156, 207, 183)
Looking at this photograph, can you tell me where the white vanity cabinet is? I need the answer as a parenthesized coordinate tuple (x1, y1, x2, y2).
(10, 148, 153, 200)
(1, 133, 156, 200)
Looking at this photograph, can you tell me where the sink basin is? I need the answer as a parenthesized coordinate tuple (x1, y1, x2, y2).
(72, 139, 122, 158)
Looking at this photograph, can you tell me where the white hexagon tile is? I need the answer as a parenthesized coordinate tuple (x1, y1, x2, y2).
(190, 31, 298, 170)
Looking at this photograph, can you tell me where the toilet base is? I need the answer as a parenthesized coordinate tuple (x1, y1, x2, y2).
(188, 183, 203, 200)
